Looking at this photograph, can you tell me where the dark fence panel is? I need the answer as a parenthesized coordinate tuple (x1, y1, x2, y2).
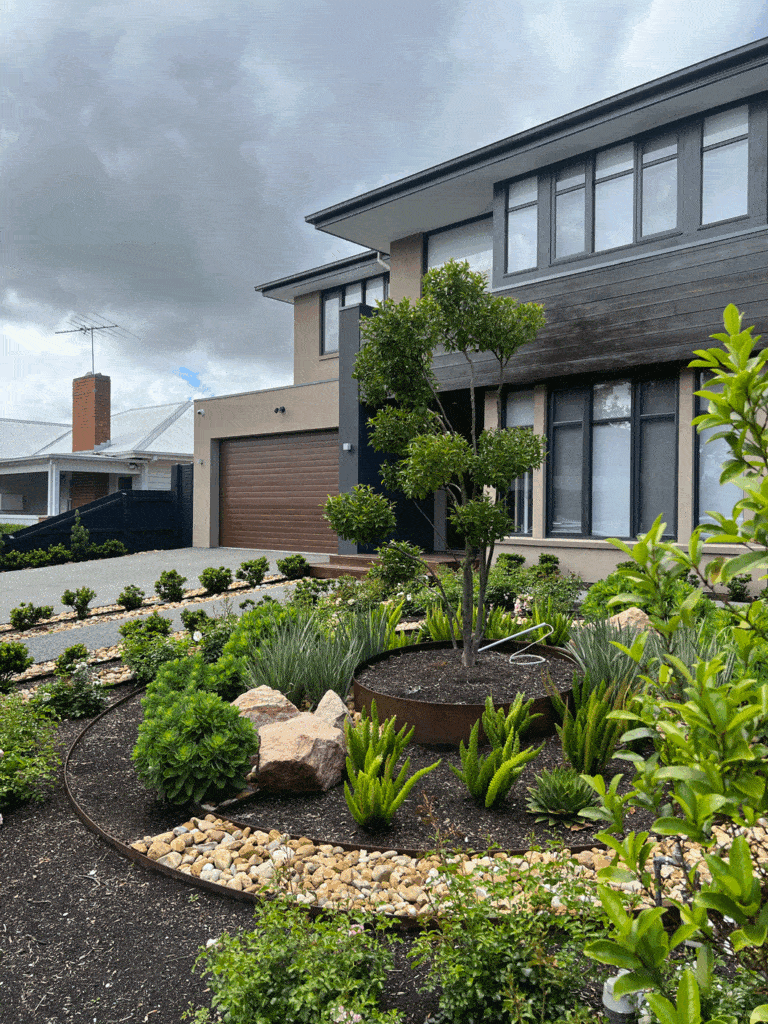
(3, 470, 193, 555)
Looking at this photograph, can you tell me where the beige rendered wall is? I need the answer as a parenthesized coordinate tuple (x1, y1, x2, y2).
(389, 233, 424, 302)
(293, 291, 339, 385)
(193, 379, 339, 547)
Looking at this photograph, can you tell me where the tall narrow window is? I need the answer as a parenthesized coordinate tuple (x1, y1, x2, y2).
(505, 390, 535, 535)
(322, 291, 340, 354)
(591, 381, 631, 535)
(642, 134, 677, 235)
(364, 275, 387, 306)
(702, 105, 749, 224)
(506, 177, 538, 273)
(550, 390, 586, 534)
(696, 374, 742, 525)
(594, 144, 634, 251)
(554, 165, 586, 258)
(636, 379, 677, 533)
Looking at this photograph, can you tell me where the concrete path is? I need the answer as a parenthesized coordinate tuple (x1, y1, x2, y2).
(1, 547, 329, 663)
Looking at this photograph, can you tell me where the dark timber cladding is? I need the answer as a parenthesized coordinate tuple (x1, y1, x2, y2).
(218, 430, 339, 552)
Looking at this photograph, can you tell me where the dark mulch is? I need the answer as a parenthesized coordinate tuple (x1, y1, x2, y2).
(1, 682, 617, 1023)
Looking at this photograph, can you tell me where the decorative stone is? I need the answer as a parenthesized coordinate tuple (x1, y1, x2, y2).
(232, 686, 301, 732)
(314, 690, 351, 733)
(254, 713, 346, 792)
(608, 606, 653, 632)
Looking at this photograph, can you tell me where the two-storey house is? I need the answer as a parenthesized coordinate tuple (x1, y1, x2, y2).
(193, 37, 768, 580)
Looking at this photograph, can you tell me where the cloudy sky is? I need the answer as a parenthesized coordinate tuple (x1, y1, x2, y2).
(2, 1, 767, 423)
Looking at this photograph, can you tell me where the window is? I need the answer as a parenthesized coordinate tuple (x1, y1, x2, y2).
(641, 134, 678, 235)
(506, 178, 538, 273)
(695, 373, 743, 526)
(548, 377, 677, 538)
(594, 144, 634, 251)
(555, 165, 586, 258)
(321, 274, 388, 354)
(427, 218, 493, 278)
(702, 105, 749, 224)
(505, 390, 535, 535)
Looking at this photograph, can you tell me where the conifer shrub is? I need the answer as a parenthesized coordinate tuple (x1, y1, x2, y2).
(117, 584, 145, 611)
(198, 566, 233, 595)
(276, 553, 312, 579)
(62, 586, 96, 620)
(10, 602, 53, 631)
(154, 569, 187, 603)
(0, 641, 34, 693)
(235, 557, 270, 588)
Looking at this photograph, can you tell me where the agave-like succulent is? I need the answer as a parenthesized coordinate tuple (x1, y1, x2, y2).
(525, 766, 599, 826)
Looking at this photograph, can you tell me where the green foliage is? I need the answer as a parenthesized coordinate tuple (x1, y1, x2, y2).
(323, 485, 397, 547)
(727, 572, 752, 603)
(409, 849, 604, 1024)
(119, 610, 173, 641)
(0, 537, 125, 573)
(344, 747, 440, 830)
(235, 557, 269, 588)
(33, 661, 108, 720)
(180, 608, 210, 635)
(61, 586, 96, 619)
(451, 697, 542, 808)
(276, 553, 312, 580)
(495, 552, 526, 570)
(142, 654, 227, 715)
(422, 602, 519, 643)
(117, 584, 145, 611)
(132, 687, 258, 804)
(536, 552, 560, 576)
(10, 601, 53, 631)
(526, 767, 600, 825)
(0, 694, 60, 809)
(213, 600, 294, 698)
(198, 613, 239, 667)
(528, 596, 573, 645)
(367, 541, 424, 590)
(120, 616, 190, 686)
(69, 510, 92, 561)
(567, 618, 659, 692)
(0, 641, 34, 694)
(0, 523, 24, 534)
(555, 680, 632, 775)
(193, 900, 401, 1024)
(198, 566, 233, 594)
(155, 569, 187, 603)
(54, 643, 90, 678)
(344, 700, 413, 777)
(93, 539, 128, 558)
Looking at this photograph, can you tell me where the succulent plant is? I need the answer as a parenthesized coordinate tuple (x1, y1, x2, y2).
(525, 766, 600, 826)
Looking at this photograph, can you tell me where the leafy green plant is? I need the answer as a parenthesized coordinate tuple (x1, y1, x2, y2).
(554, 680, 631, 775)
(92, 539, 128, 558)
(526, 767, 600, 825)
(451, 696, 542, 808)
(54, 643, 90, 678)
(122, 635, 191, 687)
(495, 552, 526, 570)
(180, 608, 210, 635)
(62, 586, 96, 619)
(117, 584, 145, 611)
(155, 569, 187, 603)
(69, 510, 92, 561)
(344, 700, 413, 776)
(422, 602, 519, 642)
(276, 553, 312, 580)
(367, 541, 425, 591)
(726, 572, 752, 603)
(132, 687, 259, 804)
(33, 661, 107, 719)
(142, 654, 227, 715)
(213, 600, 295, 698)
(10, 601, 53, 631)
(344, 748, 440, 830)
(528, 596, 573, 645)
(0, 641, 34, 694)
(567, 617, 659, 691)
(536, 552, 560, 576)
(0, 694, 60, 809)
(198, 566, 233, 595)
(235, 557, 270, 588)
(192, 900, 402, 1024)
(119, 611, 173, 642)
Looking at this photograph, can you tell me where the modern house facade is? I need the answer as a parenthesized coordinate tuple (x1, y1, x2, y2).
(194, 38, 768, 579)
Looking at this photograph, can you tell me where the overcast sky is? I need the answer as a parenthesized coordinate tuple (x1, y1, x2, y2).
(3, 1, 767, 423)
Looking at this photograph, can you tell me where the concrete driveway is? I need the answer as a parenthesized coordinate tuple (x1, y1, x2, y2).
(1, 547, 330, 663)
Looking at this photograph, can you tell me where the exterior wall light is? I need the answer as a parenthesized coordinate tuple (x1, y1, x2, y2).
(274, 406, 286, 414)
(342, 442, 354, 452)
(197, 409, 205, 416)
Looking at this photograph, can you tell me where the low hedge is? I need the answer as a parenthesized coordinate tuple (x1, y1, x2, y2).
(0, 538, 128, 573)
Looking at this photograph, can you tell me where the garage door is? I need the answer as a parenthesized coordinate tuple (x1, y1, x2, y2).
(219, 430, 339, 552)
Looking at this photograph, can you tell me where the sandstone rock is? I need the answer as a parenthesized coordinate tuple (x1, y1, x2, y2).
(314, 690, 351, 733)
(232, 686, 301, 732)
(147, 839, 173, 861)
(608, 606, 653, 632)
(255, 713, 346, 792)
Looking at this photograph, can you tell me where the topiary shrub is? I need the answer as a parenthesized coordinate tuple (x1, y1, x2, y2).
(10, 602, 53, 631)
(235, 557, 270, 588)
(154, 569, 187, 603)
(276, 553, 312, 580)
(54, 643, 90, 678)
(132, 687, 259, 804)
(117, 584, 145, 611)
(0, 694, 61, 809)
(118, 611, 173, 642)
(180, 608, 211, 635)
(62, 586, 96, 620)
(69, 511, 92, 561)
(198, 566, 233, 595)
(0, 641, 34, 694)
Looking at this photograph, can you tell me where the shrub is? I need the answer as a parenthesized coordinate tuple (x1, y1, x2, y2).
(495, 552, 526, 570)
(276, 553, 312, 580)
(122, 634, 191, 687)
(117, 584, 145, 611)
(726, 572, 752, 602)
(526, 767, 600, 825)
(555, 679, 632, 775)
(142, 654, 224, 715)
(367, 541, 424, 591)
(180, 608, 211, 635)
(535, 552, 560, 576)
(46, 543, 72, 565)
(235, 557, 270, 588)
(198, 566, 233, 595)
(54, 643, 90, 678)
(198, 614, 238, 666)
(213, 600, 294, 698)
(0, 641, 34, 694)
(132, 687, 259, 804)
(62, 586, 96, 620)
(0, 523, 24, 535)
(69, 510, 92, 561)
(290, 576, 334, 609)
(10, 602, 53, 631)
(92, 539, 128, 559)
(119, 611, 173, 642)
(193, 900, 401, 1024)
(451, 696, 542, 808)
(0, 694, 60, 809)
(344, 749, 440, 830)
(33, 661, 108, 720)
(155, 569, 187, 603)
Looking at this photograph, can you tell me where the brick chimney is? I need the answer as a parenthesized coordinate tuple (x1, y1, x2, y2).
(72, 373, 111, 452)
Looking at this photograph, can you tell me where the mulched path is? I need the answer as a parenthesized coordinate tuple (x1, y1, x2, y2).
(1, 681, 615, 1023)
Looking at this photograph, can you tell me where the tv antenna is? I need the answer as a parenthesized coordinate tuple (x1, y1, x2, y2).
(55, 319, 120, 374)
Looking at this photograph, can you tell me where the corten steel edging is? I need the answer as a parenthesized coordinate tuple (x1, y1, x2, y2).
(353, 640, 577, 747)
(64, 683, 605, 932)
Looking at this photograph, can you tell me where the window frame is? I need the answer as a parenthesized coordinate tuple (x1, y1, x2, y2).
(320, 274, 389, 355)
(503, 387, 536, 536)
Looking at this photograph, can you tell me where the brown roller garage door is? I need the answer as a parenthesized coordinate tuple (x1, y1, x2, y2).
(219, 430, 339, 552)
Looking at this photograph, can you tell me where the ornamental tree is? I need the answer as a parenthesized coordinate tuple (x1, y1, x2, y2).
(324, 259, 546, 667)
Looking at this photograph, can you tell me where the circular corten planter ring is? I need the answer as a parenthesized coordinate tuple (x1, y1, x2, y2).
(353, 639, 576, 747)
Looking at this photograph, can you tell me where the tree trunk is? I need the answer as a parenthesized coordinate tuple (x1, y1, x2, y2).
(461, 545, 477, 667)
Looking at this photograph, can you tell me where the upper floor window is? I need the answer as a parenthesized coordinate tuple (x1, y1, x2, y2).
(321, 274, 389, 354)
(641, 133, 678, 235)
(427, 217, 493, 280)
(506, 178, 538, 273)
(702, 105, 749, 224)
(555, 165, 586, 257)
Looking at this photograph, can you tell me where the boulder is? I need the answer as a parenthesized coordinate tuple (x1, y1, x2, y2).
(314, 689, 351, 733)
(232, 686, 301, 732)
(255, 713, 346, 792)
(608, 606, 653, 632)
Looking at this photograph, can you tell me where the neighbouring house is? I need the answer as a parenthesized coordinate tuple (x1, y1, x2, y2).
(0, 373, 194, 526)
(194, 37, 768, 578)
